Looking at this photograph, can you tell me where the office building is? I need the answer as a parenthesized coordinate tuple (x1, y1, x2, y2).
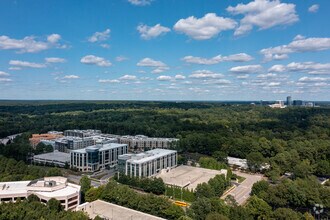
(64, 129, 102, 138)
(286, 96, 292, 106)
(70, 143, 128, 172)
(293, 100, 304, 106)
(0, 177, 80, 210)
(33, 151, 70, 167)
(29, 132, 63, 148)
(119, 135, 179, 152)
(55, 137, 96, 153)
(269, 100, 286, 109)
(118, 149, 177, 178)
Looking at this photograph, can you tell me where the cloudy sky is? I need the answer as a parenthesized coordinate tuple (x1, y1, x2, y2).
(0, 0, 329, 101)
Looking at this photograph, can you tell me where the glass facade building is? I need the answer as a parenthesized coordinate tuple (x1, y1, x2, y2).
(70, 143, 128, 172)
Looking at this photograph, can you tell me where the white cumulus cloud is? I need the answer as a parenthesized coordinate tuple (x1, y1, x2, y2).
(173, 13, 236, 40)
(119, 75, 137, 80)
(99, 79, 120, 83)
(45, 57, 66, 63)
(63, 75, 80, 79)
(189, 70, 224, 79)
(137, 24, 170, 40)
(157, 75, 172, 81)
(0, 78, 12, 82)
(9, 60, 46, 68)
(80, 55, 112, 67)
(137, 58, 167, 67)
(88, 29, 111, 43)
(227, 0, 298, 36)
(182, 53, 253, 65)
(230, 65, 263, 73)
(128, 0, 152, 6)
(261, 36, 330, 61)
(175, 75, 186, 80)
(269, 62, 330, 74)
(308, 4, 319, 13)
(0, 34, 65, 53)
(47, 34, 61, 43)
(0, 71, 9, 76)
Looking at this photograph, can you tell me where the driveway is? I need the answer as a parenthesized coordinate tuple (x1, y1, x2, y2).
(225, 171, 263, 205)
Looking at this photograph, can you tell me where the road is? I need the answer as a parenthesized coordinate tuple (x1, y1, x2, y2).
(67, 174, 101, 188)
(225, 171, 263, 205)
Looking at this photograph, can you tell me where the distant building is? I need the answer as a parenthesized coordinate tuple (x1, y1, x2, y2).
(70, 143, 128, 172)
(29, 132, 63, 148)
(33, 150, 70, 167)
(286, 96, 293, 106)
(55, 137, 96, 153)
(118, 149, 177, 178)
(0, 177, 80, 210)
(64, 129, 101, 138)
(293, 100, 304, 106)
(227, 156, 248, 169)
(304, 102, 315, 107)
(119, 135, 179, 152)
(269, 100, 286, 109)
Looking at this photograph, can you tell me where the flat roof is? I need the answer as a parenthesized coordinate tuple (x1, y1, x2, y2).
(0, 178, 80, 198)
(123, 149, 176, 164)
(157, 165, 227, 190)
(33, 151, 70, 163)
(36, 183, 80, 198)
(78, 199, 165, 220)
(0, 181, 30, 196)
(120, 135, 178, 141)
(71, 143, 127, 153)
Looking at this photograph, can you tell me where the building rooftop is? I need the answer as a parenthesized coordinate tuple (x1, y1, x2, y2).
(0, 181, 30, 196)
(77, 199, 165, 220)
(0, 177, 80, 198)
(120, 135, 179, 141)
(33, 151, 70, 163)
(71, 143, 127, 153)
(120, 149, 177, 164)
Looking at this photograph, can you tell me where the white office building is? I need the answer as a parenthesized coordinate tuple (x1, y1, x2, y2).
(55, 137, 96, 153)
(118, 149, 177, 178)
(119, 135, 179, 152)
(64, 129, 102, 138)
(70, 143, 128, 172)
(0, 177, 80, 211)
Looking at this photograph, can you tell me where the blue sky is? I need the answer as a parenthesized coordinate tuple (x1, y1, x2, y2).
(0, 0, 329, 101)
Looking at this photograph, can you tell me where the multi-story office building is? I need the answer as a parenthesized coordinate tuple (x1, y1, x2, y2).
(64, 129, 102, 138)
(286, 96, 293, 106)
(0, 177, 80, 211)
(70, 143, 128, 172)
(118, 149, 177, 178)
(55, 137, 96, 153)
(293, 100, 304, 106)
(119, 135, 179, 152)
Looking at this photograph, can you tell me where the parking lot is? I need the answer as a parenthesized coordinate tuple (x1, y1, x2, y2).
(157, 165, 227, 190)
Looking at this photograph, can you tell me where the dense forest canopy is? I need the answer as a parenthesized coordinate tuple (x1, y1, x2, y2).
(0, 101, 329, 219)
(1, 101, 329, 178)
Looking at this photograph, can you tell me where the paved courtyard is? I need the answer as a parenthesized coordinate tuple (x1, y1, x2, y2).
(224, 171, 263, 205)
(157, 165, 227, 190)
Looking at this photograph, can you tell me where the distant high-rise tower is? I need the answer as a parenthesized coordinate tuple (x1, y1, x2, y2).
(287, 96, 292, 106)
